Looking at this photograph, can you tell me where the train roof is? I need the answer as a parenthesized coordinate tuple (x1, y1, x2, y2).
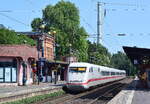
(69, 62, 93, 67)
(69, 62, 126, 73)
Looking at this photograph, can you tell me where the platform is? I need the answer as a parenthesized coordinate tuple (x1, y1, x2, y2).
(0, 81, 65, 103)
(108, 77, 150, 104)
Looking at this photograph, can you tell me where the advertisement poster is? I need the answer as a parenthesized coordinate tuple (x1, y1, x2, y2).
(12, 68, 17, 82)
(0, 68, 3, 82)
(5, 67, 11, 82)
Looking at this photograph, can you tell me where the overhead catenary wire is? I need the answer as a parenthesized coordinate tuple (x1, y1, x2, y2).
(0, 13, 30, 27)
(91, 0, 146, 12)
(0, 10, 41, 13)
(99, 1, 145, 7)
(80, 16, 96, 34)
(95, 1, 145, 45)
(0, 8, 147, 13)
(0, 0, 43, 29)
(104, 20, 122, 47)
(103, 38, 119, 53)
(24, 0, 34, 6)
(88, 35, 119, 54)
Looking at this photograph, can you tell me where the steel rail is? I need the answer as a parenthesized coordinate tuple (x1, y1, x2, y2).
(86, 83, 124, 104)
(41, 78, 128, 104)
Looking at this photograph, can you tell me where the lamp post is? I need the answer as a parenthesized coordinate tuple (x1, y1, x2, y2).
(53, 31, 57, 84)
(48, 31, 57, 84)
(37, 24, 45, 85)
(40, 24, 45, 58)
(69, 44, 72, 64)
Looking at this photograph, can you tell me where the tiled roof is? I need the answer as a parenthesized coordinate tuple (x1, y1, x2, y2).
(17, 32, 53, 38)
(17, 32, 43, 35)
(0, 44, 38, 60)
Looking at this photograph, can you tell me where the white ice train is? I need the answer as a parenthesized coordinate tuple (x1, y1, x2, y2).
(66, 62, 126, 91)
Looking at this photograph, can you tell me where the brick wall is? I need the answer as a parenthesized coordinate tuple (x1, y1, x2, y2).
(44, 36, 54, 61)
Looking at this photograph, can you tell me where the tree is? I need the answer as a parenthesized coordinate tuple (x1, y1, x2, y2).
(0, 28, 35, 46)
(31, 18, 43, 32)
(110, 51, 137, 76)
(87, 41, 111, 66)
(31, 1, 88, 61)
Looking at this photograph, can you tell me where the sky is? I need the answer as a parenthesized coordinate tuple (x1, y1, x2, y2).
(0, 0, 150, 54)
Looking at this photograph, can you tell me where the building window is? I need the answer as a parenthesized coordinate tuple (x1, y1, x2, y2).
(0, 61, 17, 83)
(47, 47, 52, 59)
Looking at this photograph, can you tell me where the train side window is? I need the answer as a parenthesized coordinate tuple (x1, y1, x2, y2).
(101, 71, 109, 76)
(89, 67, 93, 72)
(101, 71, 104, 76)
(98, 68, 100, 72)
(111, 72, 115, 75)
(107, 71, 110, 75)
(106, 71, 110, 75)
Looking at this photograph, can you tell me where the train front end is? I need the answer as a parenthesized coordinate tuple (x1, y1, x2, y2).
(66, 63, 89, 91)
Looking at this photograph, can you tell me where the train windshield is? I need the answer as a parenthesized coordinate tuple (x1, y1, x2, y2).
(69, 67, 86, 73)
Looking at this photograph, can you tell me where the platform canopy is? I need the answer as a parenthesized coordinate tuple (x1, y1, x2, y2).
(123, 46, 150, 66)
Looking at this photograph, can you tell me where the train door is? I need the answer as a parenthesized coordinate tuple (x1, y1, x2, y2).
(146, 69, 150, 88)
(88, 67, 94, 86)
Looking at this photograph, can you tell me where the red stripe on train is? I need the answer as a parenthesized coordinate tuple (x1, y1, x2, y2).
(66, 76, 124, 85)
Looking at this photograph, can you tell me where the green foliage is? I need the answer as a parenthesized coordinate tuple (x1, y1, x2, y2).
(42, 1, 80, 31)
(31, 1, 88, 61)
(0, 28, 35, 46)
(18, 35, 36, 46)
(110, 51, 137, 76)
(4, 90, 65, 104)
(87, 41, 111, 66)
(31, 18, 43, 32)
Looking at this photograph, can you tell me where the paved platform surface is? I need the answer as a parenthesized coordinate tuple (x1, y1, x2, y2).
(108, 77, 137, 104)
(0, 81, 65, 100)
(108, 77, 150, 104)
(132, 81, 150, 104)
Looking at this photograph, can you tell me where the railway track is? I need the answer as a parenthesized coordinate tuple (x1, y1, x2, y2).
(34, 78, 133, 104)
(63, 82, 126, 104)
(86, 83, 125, 104)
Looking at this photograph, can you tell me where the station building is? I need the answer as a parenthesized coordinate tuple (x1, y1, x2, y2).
(18, 32, 70, 82)
(0, 32, 77, 86)
(123, 46, 150, 88)
(0, 45, 37, 85)
(18, 32, 55, 60)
